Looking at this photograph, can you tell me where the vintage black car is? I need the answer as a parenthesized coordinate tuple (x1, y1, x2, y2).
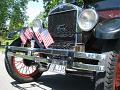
(4, 0, 120, 90)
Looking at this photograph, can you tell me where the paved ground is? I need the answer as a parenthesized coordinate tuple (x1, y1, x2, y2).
(0, 53, 94, 90)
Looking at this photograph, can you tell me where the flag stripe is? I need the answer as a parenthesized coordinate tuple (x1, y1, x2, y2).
(24, 28, 33, 40)
(20, 30, 27, 44)
(40, 30, 54, 48)
(35, 31, 42, 43)
(20, 27, 54, 48)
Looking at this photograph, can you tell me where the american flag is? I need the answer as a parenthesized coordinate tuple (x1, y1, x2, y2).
(40, 29, 54, 48)
(20, 30, 27, 44)
(20, 27, 54, 48)
(32, 27, 42, 43)
(24, 27, 33, 40)
(35, 31, 42, 43)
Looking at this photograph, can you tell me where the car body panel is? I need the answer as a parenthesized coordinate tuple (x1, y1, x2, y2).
(93, 0, 120, 39)
(95, 18, 120, 39)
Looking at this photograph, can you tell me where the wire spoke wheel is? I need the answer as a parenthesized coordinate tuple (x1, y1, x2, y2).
(12, 56, 38, 78)
(5, 38, 43, 83)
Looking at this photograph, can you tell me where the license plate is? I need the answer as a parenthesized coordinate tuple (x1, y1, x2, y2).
(48, 64, 66, 75)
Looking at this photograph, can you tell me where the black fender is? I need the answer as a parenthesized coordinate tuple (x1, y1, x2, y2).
(7, 29, 21, 39)
(94, 18, 120, 39)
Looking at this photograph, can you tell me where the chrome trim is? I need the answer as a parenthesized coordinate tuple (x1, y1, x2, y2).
(7, 52, 48, 63)
(49, 9, 76, 15)
(74, 52, 106, 61)
(73, 62, 105, 72)
(7, 51, 105, 72)
(7, 46, 106, 61)
(77, 9, 99, 31)
(48, 3, 81, 15)
(6, 46, 107, 72)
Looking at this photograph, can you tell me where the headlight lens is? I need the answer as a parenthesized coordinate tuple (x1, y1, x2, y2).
(33, 19, 43, 28)
(78, 9, 98, 31)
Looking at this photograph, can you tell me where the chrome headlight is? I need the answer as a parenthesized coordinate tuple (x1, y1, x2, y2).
(33, 19, 43, 28)
(78, 9, 98, 31)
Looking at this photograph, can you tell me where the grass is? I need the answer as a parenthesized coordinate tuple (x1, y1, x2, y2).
(0, 37, 13, 45)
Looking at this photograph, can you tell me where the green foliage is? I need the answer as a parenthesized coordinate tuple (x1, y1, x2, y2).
(77, 0, 84, 6)
(43, 0, 83, 18)
(43, 0, 59, 18)
(9, 0, 28, 31)
(0, 0, 13, 30)
(0, 0, 38, 38)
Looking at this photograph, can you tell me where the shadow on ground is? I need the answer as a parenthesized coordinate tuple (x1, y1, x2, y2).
(11, 74, 94, 90)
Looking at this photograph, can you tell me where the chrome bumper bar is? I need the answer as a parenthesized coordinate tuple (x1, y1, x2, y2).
(6, 46, 106, 72)
(73, 62, 104, 72)
(7, 46, 106, 61)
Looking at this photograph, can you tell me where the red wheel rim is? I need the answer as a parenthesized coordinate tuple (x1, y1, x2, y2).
(114, 54, 120, 90)
(12, 56, 38, 78)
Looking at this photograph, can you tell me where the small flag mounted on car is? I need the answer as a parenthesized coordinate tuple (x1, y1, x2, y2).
(40, 29, 54, 48)
(32, 27, 43, 44)
(20, 27, 54, 48)
(20, 27, 33, 44)
(24, 27, 33, 40)
(20, 30, 27, 44)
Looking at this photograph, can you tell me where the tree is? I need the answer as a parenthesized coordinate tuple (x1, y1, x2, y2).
(0, 0, 14, 31)
(43, 0, 59, 18)
(8, 0, 29, 31)
(43, 0, 83, 18)
(0, 0, 38, 36)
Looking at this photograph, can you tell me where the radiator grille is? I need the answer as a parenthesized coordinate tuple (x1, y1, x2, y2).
(48, 10, 77, 37)
(48, 10, 77, 49)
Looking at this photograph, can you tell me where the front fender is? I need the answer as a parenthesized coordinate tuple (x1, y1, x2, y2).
(94, 18, 120, 39)
(7, 29, 21, 39)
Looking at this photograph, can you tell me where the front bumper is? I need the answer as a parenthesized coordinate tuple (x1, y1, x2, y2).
(6, 46, 106, 72)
